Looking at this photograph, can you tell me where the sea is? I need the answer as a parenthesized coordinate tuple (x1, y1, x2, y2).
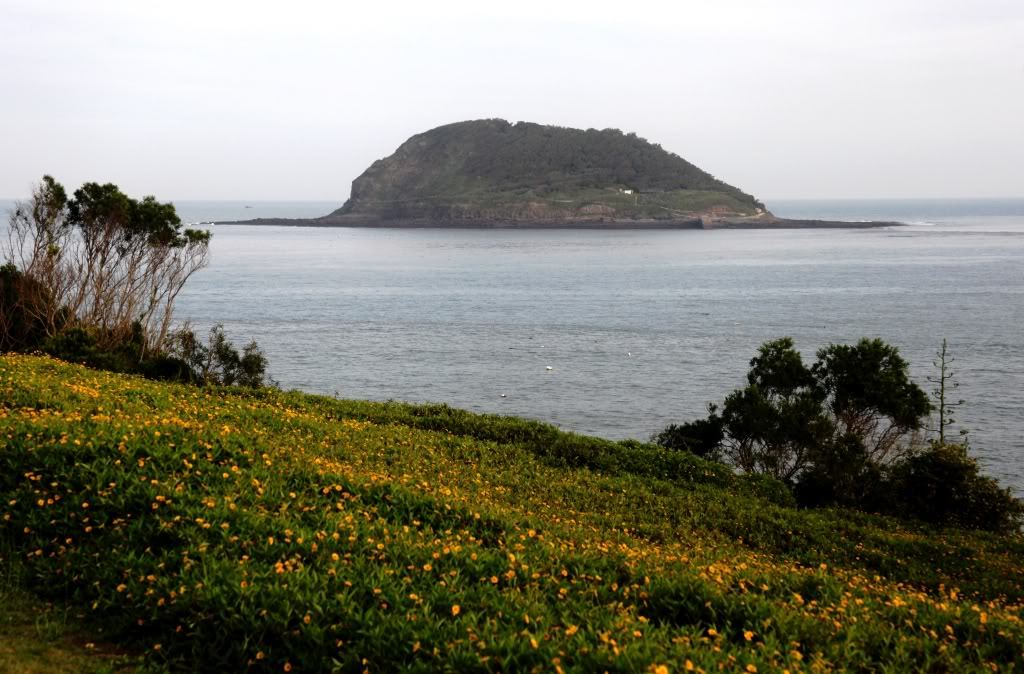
(2, 197, 1022, 495)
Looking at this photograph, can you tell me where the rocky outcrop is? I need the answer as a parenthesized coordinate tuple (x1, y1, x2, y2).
(215, 120, 903, 229)
(329, 119, 765, 224)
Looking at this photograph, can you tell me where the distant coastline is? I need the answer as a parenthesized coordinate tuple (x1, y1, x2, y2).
(213, 214, 904, 229)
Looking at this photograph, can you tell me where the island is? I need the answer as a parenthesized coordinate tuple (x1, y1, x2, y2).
(220, 119, 901, 229)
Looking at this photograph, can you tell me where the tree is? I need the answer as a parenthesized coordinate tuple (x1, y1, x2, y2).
(927, 338, 966, 444)
(812, 338, 931, 466)
(718, 338, 833, 481)
(3, 176, 211, 357)
(668, 337, 930, 485)
(795, 432, 887, 508)
(3, 176, 73, 340)
(659, 337, 1018, 530)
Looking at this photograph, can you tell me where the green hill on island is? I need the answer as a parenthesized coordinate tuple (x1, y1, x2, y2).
(2, 355, 1022, 672)
(329, 119, 766, 225)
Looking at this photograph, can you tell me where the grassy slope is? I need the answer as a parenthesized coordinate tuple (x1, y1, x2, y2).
(1, 355, 1022, 672)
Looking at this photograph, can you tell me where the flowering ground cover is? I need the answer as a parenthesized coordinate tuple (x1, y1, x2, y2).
(1, 355, 1022, 672)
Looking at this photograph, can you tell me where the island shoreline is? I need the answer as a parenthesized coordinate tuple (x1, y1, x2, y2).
(212, 215, 904, 230)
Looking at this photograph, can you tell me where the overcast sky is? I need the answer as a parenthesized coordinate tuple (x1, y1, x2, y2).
(1, 0, 1022, 201)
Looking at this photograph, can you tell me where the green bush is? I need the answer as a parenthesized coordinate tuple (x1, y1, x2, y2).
(165, 324, 273, 388)
(887, 443, 1023, 534)
(795, 434, 887, 509)
(2, 175, 273, 389)
(41, 323, 187, 379)
(652, 404, 724, 460)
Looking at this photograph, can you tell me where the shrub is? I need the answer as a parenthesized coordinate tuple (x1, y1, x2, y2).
(795, 434, 886, 509)
(653, 404, 724, 461)
(0, 176, 264, 388)
(39, 322, 195, 383)
(165, 323, 273, 388)
(887, 443, 1024, 534)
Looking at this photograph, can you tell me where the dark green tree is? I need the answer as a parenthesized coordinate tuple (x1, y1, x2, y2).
(718, 338, 833, 481)
(660, 337, 1018, 530)
(668, 337, 930, 486)
(166, 324, 272, 388)
(812, 338, 931, 465)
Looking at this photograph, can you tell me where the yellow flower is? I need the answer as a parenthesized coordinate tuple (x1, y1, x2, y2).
(744, 630, 754, 641)
(654, 666, 670, 674)
(451, 605, 461, 616)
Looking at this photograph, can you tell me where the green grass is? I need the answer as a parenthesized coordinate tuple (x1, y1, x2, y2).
(0, 541, 143, 673)
(1, 355, 1022, 672)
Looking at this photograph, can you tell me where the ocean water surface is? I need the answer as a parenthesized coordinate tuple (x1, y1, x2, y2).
(3, 197, 1023, 494)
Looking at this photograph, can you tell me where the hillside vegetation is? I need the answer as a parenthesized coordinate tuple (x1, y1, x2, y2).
(2, 355, 1023, 672)
(333, 120, 764, 223)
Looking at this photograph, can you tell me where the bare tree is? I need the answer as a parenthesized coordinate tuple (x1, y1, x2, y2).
(927, 338, 966, 445)
(3, 176, 210, 356)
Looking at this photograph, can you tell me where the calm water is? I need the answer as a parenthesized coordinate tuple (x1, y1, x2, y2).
(3, 198, 1023, 494)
